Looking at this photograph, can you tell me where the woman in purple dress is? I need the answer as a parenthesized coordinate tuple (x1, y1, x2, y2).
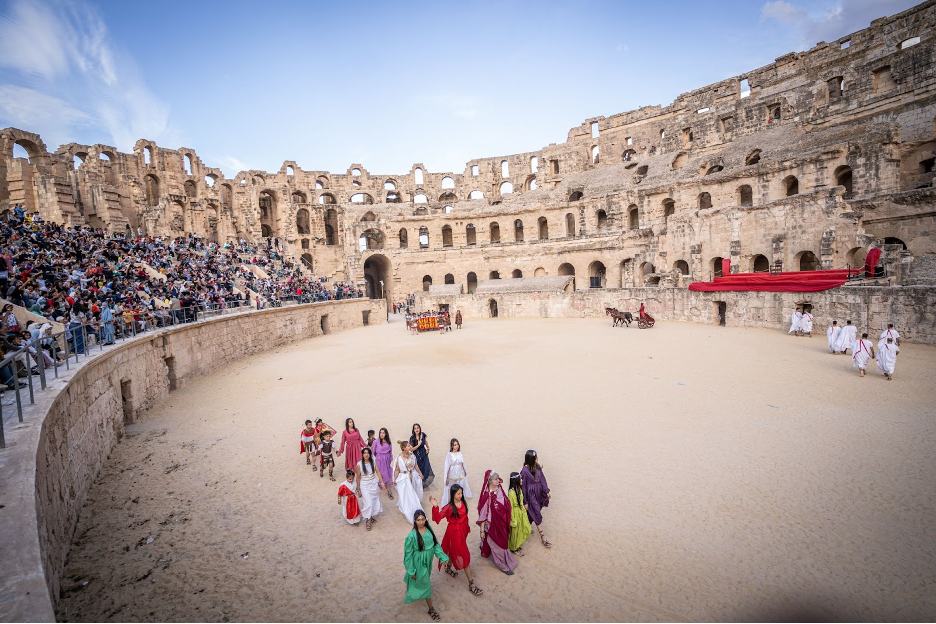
(520, 450, 552, 548)
(373, 427, 395, 500)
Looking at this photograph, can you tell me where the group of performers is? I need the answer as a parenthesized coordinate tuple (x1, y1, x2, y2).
(792, 310, 903, 380)
(299, 420, 554, 621)
(405, 310, 463, 334)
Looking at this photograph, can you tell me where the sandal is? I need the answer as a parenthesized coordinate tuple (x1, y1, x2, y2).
(512, 548, 524, 557)
(330, 475, 336, 482)
(428, 607, 441, 621)
(306, 456, 311, 465)
(468, 580, 483, 595)
(538, 528, 553, 548)
(312, 464, 317, 471)
(444, 565, 458, 578)
(365, 519, 372, 531)
(503, 569, 515, 575)
(388, 491, 394, 500)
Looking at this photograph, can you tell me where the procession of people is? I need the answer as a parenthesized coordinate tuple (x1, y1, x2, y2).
(299, 417, 553, 620)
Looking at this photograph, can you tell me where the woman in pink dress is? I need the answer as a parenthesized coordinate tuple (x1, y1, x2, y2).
(338, 417, 366, 472)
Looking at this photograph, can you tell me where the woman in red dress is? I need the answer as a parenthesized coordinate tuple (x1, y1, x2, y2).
(429, 485, 483, 596)
(337, 417, 366, 472)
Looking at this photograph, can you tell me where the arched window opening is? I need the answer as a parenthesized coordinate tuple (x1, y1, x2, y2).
(739, 185, 753, 207)
(469, 190, 484, 200)
(640, 262, 656, 283)
(287, 165, 295, 176)
(384, 180, 396, 190)
(489, 271, 500, 280)
(660, 129, 666, 139)
(443, 205, 453, 214)
(671, 153, 687, 169)
(419, 226, 429, 249)
(351, 168, 361, 177)
(205, 175, 217, 188)
(530, 156, 538, 173)
(221, 184, 233, 209)
(501, 160, 509, 178)
(591, 145, 600, 164)
(499, 181, 513, 196)
(316, 177, 328, 189)
(296, 208, 311, 234)
(768, 106, 781, 126)
(490, 222, 501, 243)
(301, 239, 310, 250)
(534, 267, 546, 277)
(466, 224, 476, 245)
(565, 213, 575, 237)
(538, 216, 548, 240)
(509, 269, 521, 279)
(352, 181, 361, 187)
(846, 247, 868, 268)
(628, 205, 639, 229)
(98, 151, 111, 162)
(442, 225, 453, 247)
(261, 224, 273, 238)
(360, 211, 376, 222)
(588, 261, 606, 288)
(622, 149, 636, 162)
(351, 193, 374, 204)
(526, 176, 538, 191)
(835, 165, 853, 195)
(184, 154, 193, 175)
(413, 193, 428, 204)
(745, 150, 762, 166)
(143, 146, 153, 166)
(184, 180, 197, 198)
(399, 228, 408, 249)
(710, 257, 724, 278)
(318, 193, 336, 205)
(467, 272, 478, 293)
(414, 207, 428, 215)
(783, 175, 799, 196)
(558, 263, 575, 289)
(569, 191, 583, 202)
(73, 153, 85, 169)
(441, 176, 455, 189)
(422, 275, 432, 291)
(414, 168, 424, 185)
(445, 273, 455, 284)
(796, 251, 819, 271)
(386, 193, 401, 203)
(698, 192, 712, 210)
(596, 209, 608, 230)
(514, 219, 524, 242)
(752, 254, 770, 272)
(439, 192, 457, 203)
(705, 165, 723, 175)
(663, 199, 675, 220)
(325, 209, 338, 245)
(291, 190, 307, 204)
(882, 237, 907, 250)
(673, 260, 690, 275)
(144, 174, 160, 206)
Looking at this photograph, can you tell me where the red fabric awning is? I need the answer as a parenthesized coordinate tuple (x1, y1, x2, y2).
(689, 269, 860, 292)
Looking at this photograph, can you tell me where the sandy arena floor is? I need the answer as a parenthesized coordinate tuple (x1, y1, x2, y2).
(57, 316, 936, 622)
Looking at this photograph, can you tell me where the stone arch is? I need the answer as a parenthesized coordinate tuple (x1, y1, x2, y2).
(324, 208, 338, 245)
(351, 193, 374, 204)
(422, 274, 432, 291)
(291, 190, 307, 204)
(318, 192, 336, 205)
(745, 149, 761, 166)
(301, 252, 313, 268)
(671, 152, 687, 169)
(698, 192, 712, 210)
(384, 179, 396, 190)
(184, 180, 197, 198)
(441, 176, 455, 189)
(588, 261, 607, 288)
(538, 216, 548, 240)
(296, 208, 311, 234)
(783, 175, 799, 196)
(499, 181, 513, 196)
(469, 190, 484, 200)
(221, 184, 233, 209)
(628, 204, 639, 229)
(419, 226, 429, 249)
(489, 222, 500, 243)
(363, 254, 392, 301)
(144, 174, 160, 206)
(386, 192, 401, 203)
(534, 267, 546, 277)
(566, 213, 575, 237)
(673, 260, 690, 275)
(442, 225, 453, 247)
(316, 176, 329, 189)
(569, 191, 583, 202)
(558, 262, 575, 289)
(834, 165, 853, 194)
(261, 224, 273, 238)
(511, 269, 523, 278)
(467, 272, 478, 293)
(640, 261, 656, 282)
(794, 250, 819, 271)
(596, 209, 608, 230)
(710, 256, 724, 278)
(513, 219, 524, 242)
(489, 270, 500, 280)
(414, 193, 429, 204)
(738, 185, 753, 206)
(846, 247, 868, 268)
(465, 223, 476, 245)
(259, 190, 277, 236)
(663, 198, 675, 220)
(882, 236, 907, 250)
(444, 273, 455, 284)
(752, 254, 770, 272)
(360, 211, 376, 222)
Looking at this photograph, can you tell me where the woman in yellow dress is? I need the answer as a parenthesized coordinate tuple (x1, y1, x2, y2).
(507, 472, 532, 556)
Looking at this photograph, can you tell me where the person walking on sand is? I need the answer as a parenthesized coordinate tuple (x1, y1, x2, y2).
(430, 486, 483, 596)
(852, 332, 875, 377)
(877, 336, 899, 380)
(800, 309, 813, 337)
(338, 417, 366, 472)
(373, 427, 396, 500)
(788, 307, 802, 335)
(338, 470, 362, 525)
(403, 509, 448, 621)
(441, 439, 472, 507)
(507, 472, 532, 557)
(477, 470, 518, 575)
(355, 446, 384, 530)
(410, 424, 435, 487)
(827, 320, 841, 353)
(878, 324, 900, 352)
(455, 310, 462, 329)
(835, 319, 857, 354)
(520, 450, 553, 548)
(300, 419, 317, 468)
(394, 440, 425, 521)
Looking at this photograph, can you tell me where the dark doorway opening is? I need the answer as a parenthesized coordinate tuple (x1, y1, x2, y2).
(716, 302, 726, 326)
(489, 299, 498, 318)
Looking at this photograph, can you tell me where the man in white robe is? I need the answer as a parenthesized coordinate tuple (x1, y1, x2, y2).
(800, 311, 813, 337)
(834, 319, 857, 354)
(788, 308, 802, 334)
(827, 320, 841, 353)
(877, 337, 899, 380)
(878, 324, 900, 353)
(851, 333, 875, 377)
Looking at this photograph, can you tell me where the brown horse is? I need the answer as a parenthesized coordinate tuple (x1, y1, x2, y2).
(605, 307, 633, 327)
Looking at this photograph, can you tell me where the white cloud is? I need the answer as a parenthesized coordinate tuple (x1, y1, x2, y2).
(214, 155, 252, 177)
(761, 0, 921, 46)
(615, 43, 630, 53)
(0, 0, 180, 151)
(0, 85, 91, 145)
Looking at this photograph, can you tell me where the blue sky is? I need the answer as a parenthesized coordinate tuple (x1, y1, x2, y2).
(0, 0, 921, 178)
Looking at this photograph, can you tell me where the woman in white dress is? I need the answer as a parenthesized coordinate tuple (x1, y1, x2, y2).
(355, 446, 385, 531)
(393, 440, 424, 522)
(440, 438, 472, 507)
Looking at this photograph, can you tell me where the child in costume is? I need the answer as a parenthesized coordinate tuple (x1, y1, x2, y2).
(300, 419, 317, 468)
(338, 470, 362, 525)
(319, 430, 337, 481)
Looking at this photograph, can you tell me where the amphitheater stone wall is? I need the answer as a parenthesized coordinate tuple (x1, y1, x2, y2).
(0, 299, 384, 622)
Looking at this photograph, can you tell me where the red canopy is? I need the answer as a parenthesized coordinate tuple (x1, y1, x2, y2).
(689, 269, 860, 292)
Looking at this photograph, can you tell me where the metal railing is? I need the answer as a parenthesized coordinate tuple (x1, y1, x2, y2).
(0, 300, 252, 448)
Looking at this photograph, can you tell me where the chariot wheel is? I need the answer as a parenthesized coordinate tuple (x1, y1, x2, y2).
(648, 320, 655, 328)
(637, 318, 649, 329)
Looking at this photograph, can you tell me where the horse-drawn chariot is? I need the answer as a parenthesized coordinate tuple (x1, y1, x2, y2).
(637, 311, 655, 329)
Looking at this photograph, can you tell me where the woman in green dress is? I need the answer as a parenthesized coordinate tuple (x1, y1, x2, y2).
(507, 472, 532, 555)
(404, 509, 449, 621)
